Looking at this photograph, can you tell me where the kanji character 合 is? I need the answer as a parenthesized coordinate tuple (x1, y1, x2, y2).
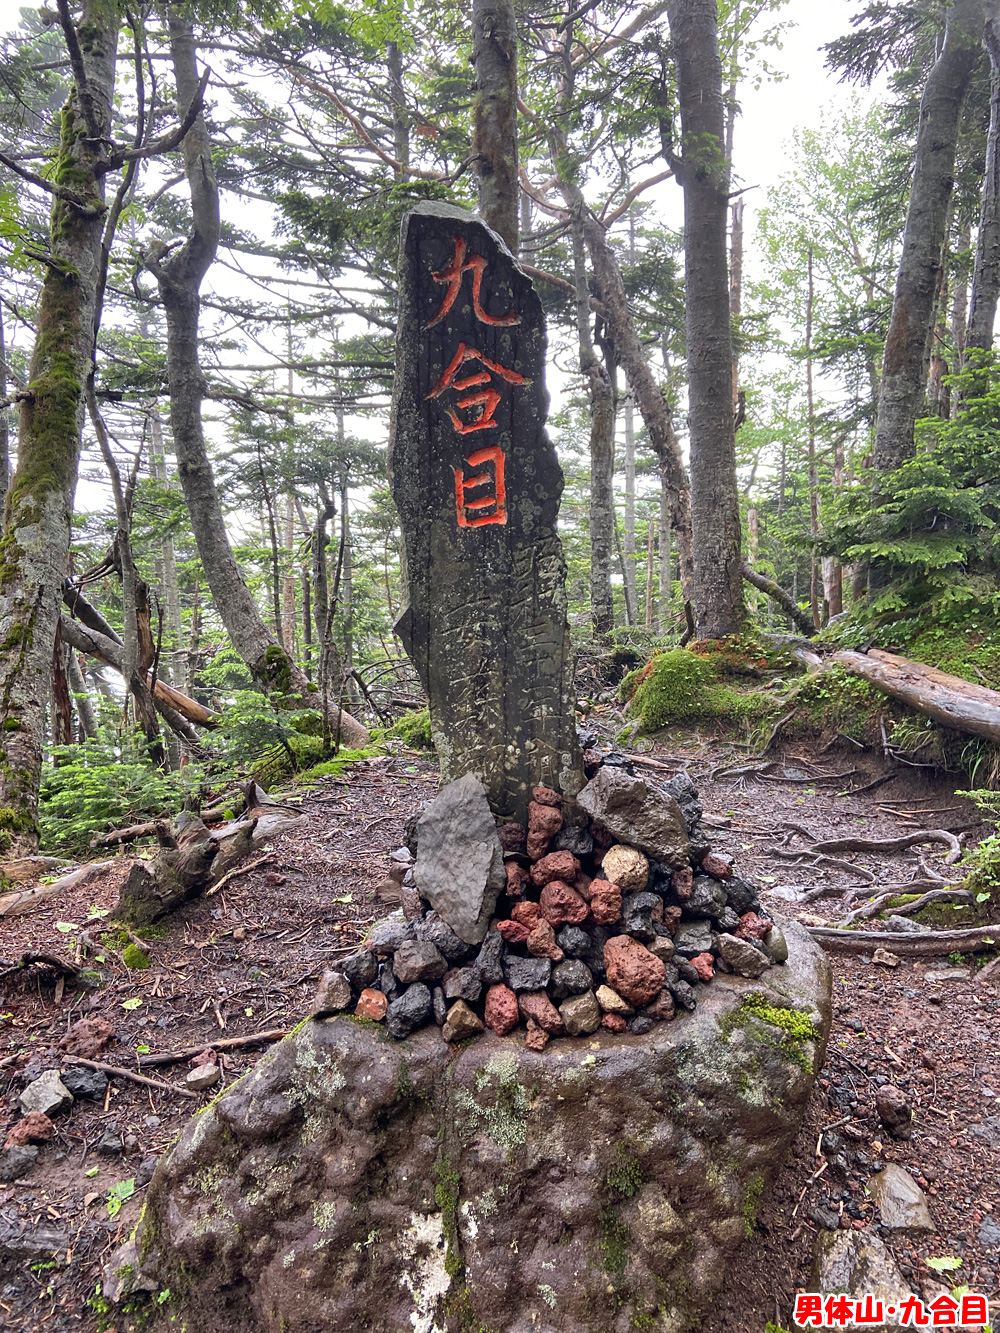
(792, 1293, 824, 1327)
(927, 1294, 959, 1326)
(453, 444, 506, 528)
(426, 342, 528, 435)
(426, 235, 520, 328)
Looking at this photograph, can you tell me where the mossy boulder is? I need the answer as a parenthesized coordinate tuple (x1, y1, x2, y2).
(625, 649, 777, 734)
(108, 919, 831, 1332)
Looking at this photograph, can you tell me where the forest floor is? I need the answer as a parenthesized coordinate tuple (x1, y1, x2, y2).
(1, 714, 999, 1332)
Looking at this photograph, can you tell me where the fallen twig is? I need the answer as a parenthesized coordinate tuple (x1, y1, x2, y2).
(205, 852, 276, 898)
(90, 820, 176, 850)
(61, 1054, 197, 1098)
(0, 861, 114, 918)
(137, 1028, 288, 1067)
(805, 829, 962, 865)
(0, 951, 81, 982)
(841, 773, 898, 797)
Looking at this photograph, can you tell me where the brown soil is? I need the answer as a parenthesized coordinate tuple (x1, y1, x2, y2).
(1, 732, 998, 1333)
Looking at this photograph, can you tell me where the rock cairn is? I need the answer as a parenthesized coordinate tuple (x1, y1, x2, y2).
(318, 757, 788, 1045)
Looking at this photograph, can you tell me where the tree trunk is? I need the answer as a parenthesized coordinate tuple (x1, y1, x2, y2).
(387, 42, 409, 176)
(872, 0, 985, 478)
(658, 478, 671, 635)
(577, 211, 695, 604)
(281, 491, 297, 656)
(149, 404, 183, 686)
(966, 5, 1000, 359)
(51, 628, 74, 749)
(741, 564, 815, 636)
(623, 399, 638, 624)
(148, 10, 368, 746)
(806, 247, 820, 630)
(65, 648, 98, 741)
(730, 196, 744, 407)
(644, 519, 655, 628)
(0, 305, 10, 513)
(0, 0, 118, 852)
(666, 0, 745, 638)
(569, 211, 615, 638)
(471, 0, 519, 251)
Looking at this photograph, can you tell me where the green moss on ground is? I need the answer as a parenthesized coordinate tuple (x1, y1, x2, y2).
(625, 648, 779, 735)
(386, 707, 433, 749)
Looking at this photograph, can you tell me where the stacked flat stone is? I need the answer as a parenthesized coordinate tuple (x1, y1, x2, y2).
(318, 764, 788, 1044)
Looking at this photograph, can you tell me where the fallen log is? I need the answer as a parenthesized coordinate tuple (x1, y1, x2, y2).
(807, 923, 998, 956)
(833, 647, 1000, 745)
(0, 862, 114, 918)
(742, 567, 816, 636)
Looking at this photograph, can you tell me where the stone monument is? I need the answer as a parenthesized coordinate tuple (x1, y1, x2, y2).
(389, 201, 582, 822)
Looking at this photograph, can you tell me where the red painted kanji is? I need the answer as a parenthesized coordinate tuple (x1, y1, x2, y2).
(426, 235, 520, 328)
(453, 445, 507, 527)
(425, 343, 527, 435)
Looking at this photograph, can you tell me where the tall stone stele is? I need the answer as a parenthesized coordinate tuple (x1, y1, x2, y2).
(389, 202, 583, 822)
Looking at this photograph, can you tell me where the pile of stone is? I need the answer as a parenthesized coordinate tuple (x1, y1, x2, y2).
(315, 761, 787, 1048)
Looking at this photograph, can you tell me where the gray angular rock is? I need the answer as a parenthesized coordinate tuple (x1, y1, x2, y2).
(364, 911, 416, 954)
(724, 875, 760, 916)
(377, 962, 401, 1003)
(414, 911, 477, 963)
(19, 1069, 73, 1118)
(109, 919, 832, 1333)
(667, 978, 697, 1011)
(556, 924, 592, 958)
(442, 967, 483, 1004)
(620, 891, 664, 943)
(577, 767, 690, 867)
(627, 1014, 653, 1035)
(60, 1065, 108, 1101)
(410, 774, 505, 945)
(559, 990, 601, 1037)
(432, 987, 447, 1026)
(186, 1064, 221, 1093)
(647, 935, 675, 963)
(0, 1146, 38, 1182)
(810, 1230, 913, 1331)
(474, 929, 504, 984)
(867, 1164, 933, 1231)
(554, 825, 593, 857)
(886, 915, 931, 934)
(341, 951, 378, 992)
(549, 958, 594, 1002)
(763, 925, 789, 964)
(717, 933, 771, 979)
(386, 983, 433, 1040)
(685, 876, 727, 919)
(717, 905, 741, 933)
(392, 940, 448, 984)
(96, 1126, 123, 1157)
(673, 920, 715, 958)
(313, 970, 353, 1016)
(978, 1217, 1000, 1247)
(503, 956, 552, 993)
(663, 772, 702, 831)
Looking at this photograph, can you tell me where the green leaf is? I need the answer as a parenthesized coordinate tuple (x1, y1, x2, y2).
(85, 1166, 99, 1178)
(54, 921, 78, 933)
(926, 1256, 962, 1273)
(121, 998, 142, 1012)
(106, 1178, 135, 1218)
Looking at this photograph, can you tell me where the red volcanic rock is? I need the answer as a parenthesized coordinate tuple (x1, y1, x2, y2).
(524, 1019, 550, 1051)
(484, 984, 520, 1036)
(644, 989, 676, 1022)
(573, 872, 593, 902)
(604, 936, 666, 1008)
(518, 990, 564, 1034)
(59, 1017, 115, 1058)
(529, 850, 579, 887)
(526, 920, 564, 962)
(497, 918, 531, 946)
(591, 824, 614, 850)
(355, 989, 388, 1021)
(505, 861, 527, 897)
(538, 880, 589, 927)
(511, 900, 541, 929)
(601, 1013, 628, 1034)
(4, 1112, 55, 1148)
(670, 867, 693, 901)
(532, 786, 563, 808)
(527, 801, 562, 860)
(498, 823, 526, 855)
(700, 853, 732, 880)
(688, 952, 715, 983)
(589, 879, 623, 926)
(735, 911, 771, 942)
(661, 906, 682, 935)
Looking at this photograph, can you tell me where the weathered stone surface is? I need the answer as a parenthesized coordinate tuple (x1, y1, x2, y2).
(4, 1112, 55, 1148)
(875, 1084, 913, 1140)
(556, 924, 591, 958)
(868, 1164, 933, 1231)
(59, 1017, 115, 1058)
(411, 774, 505, 944)
(0, 1145, 38, 1181)
(389, 203, 583, 821)
(341, 951, 378, 991)
(526, 919, 563, 962)
(483, 983, 519, 1035)
(595, 984, 633, 1016)
(60, 1065, 108, 1101)
(503, 955, 552, 993)
(577, 767, 690, 867)
(621, 890, 664, 942)
(518, 990, 564, 1034)
(474, 929, 504, 984)
(538, 879, 588, 926)
(312, 970, 352, 1016)
(717, 933, 771, 979)
(441, 1000, 484, 1043)
(355, 989, 389, 1022)
(674, 919, 715, 958)
(549, 958, 594, 1003)
(529, 850, 579, 887)
(19, 1069, 73, 1118)
(810, 1230, 913, 1331)
(186, 1064, 221, 1093)
(589, 878, 623, 926)
(559, 990, 601, 1037)
(442, 967, 483, 1004)
(386, 984, 432, 1040)
(115, 920, 831, 1332)
(392, 940, 448, 984)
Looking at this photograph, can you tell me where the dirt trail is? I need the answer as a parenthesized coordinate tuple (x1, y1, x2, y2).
(0, 739, 997, 1332)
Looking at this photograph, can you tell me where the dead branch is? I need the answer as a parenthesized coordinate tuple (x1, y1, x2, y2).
(205, 851, 276, 897)
(91, 820, 177, 850)
(0, 861, 113, 917)
(807, 924, 999, 955)
(61, 1054, 196, 1098)
(137, 1028, 288, 1068)
(0, 952, 81, 982)
(805, 829, 962, 865)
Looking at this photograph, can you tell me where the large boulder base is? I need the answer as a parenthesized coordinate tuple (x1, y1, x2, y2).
(112, 920, 831, 1333)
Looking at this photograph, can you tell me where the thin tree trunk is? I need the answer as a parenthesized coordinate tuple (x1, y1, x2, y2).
(65, 648, 98, 741)
(149, 404, 183, 686)
(471, 0, 519, 250)
(51, 628, 73, 749)
(148, 11, 367, 744)
(623, 399, 637, 624)
(0, 304, 10, 512)
(387, 42, 409, 176)
(186, 580, 200, 697)
(951, 221, 971, 372)
(967, 6, 1000, 361)
(576, 210, 695, 604)
(667, 0, 745, 638)
(658, 478, 671, 635)
(645, 519, 655, 628)
(281, 492, 296, 656)
(730, 196, 744, 407)
(569, 211, 615, 638)
(806, 247, 820, 630)
(0, 0, 118, 851)
(872, 0, 985, 479)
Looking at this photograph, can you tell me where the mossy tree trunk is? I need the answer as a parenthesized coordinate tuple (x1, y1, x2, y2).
(0, 0, 119, 852)
(148, 8, 369, 748)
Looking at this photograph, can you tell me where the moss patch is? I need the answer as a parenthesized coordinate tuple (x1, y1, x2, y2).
(720, 993, 821, 1073)
(386, 708, 433, 750)
(626, 648, 779, 736)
